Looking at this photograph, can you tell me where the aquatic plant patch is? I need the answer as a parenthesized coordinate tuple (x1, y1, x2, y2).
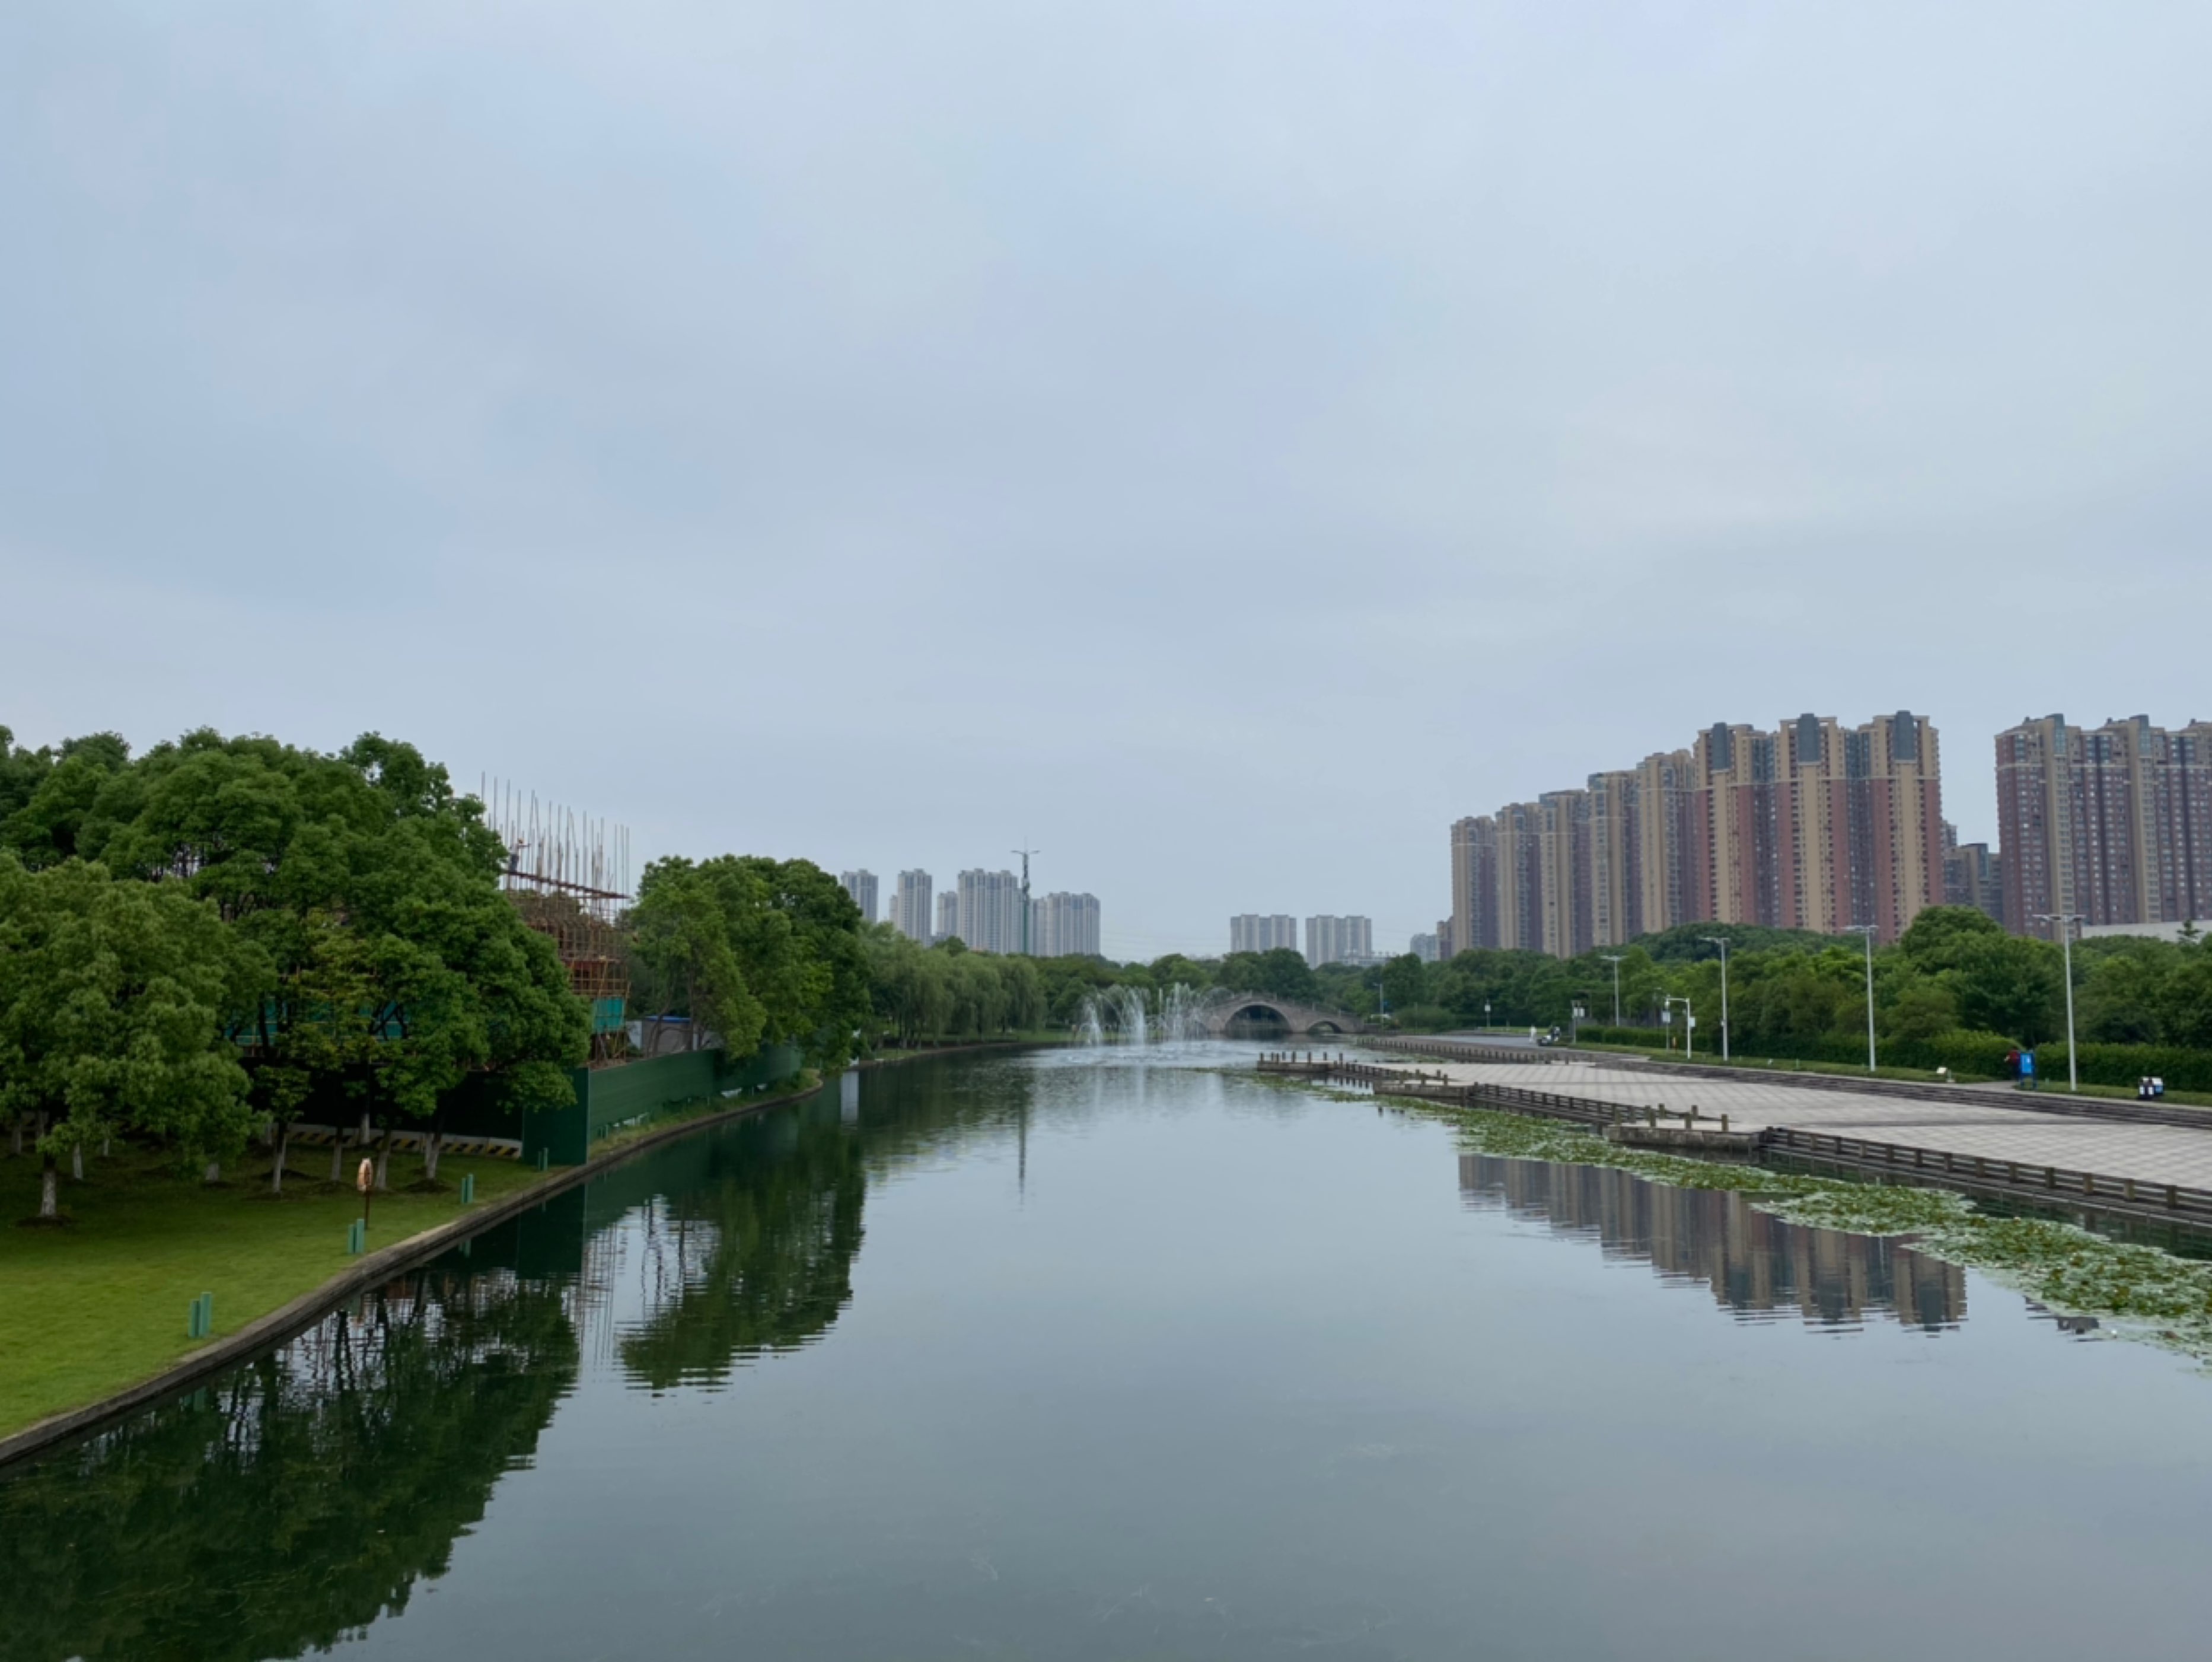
(1381, 1091, 2212, 1362)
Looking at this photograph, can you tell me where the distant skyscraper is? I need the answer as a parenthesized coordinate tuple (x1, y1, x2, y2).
(1303, 915, 1372, 967)
(1997, 713, 2212, 934)
(957, 868, 1025, 954)
(1449, 816, 1496, 953)
(1410, 932, 1440, 963)
(893, 870, 933, 943)
(1030, 892, 1102, 957)
(1941, 822, 2006, 927)
(838, 869, 878, 924)
(1230, 914, 1299, 954)
(935, 890, 960, 944)
(1448, 708, 1945, 959)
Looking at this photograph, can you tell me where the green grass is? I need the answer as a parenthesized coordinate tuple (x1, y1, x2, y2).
(0, 1141, 546, 1439)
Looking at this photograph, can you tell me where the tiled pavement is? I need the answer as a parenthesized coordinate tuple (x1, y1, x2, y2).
(1412, 1060, 2212, 1192)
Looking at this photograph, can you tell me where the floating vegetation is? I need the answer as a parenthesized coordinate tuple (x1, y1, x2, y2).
(1379, 1091, 2212, 1362)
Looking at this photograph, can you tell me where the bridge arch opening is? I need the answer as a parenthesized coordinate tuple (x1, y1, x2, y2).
(1303, 1020, 1344, 1036)
(1223, 1002, 1291, 1039)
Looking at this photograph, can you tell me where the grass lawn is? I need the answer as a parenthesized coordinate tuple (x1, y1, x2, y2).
(0, 1140, 547, 1440)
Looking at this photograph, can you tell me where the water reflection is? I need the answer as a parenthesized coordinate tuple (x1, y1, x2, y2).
(613, 1106, 866, 1390)
(0, 1252, 577, 1662)
(1459, 1152, 1968, 1333)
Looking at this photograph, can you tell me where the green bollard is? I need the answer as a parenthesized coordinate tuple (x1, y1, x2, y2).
(187, 1291, 212, 1339)
(537, 1149, 549, 1171)
(346, 1218, 366, 1255)
(460, 1172, 476, 1205)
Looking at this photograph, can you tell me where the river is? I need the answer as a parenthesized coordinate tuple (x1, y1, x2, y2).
(6, 1042, 2212, 1661)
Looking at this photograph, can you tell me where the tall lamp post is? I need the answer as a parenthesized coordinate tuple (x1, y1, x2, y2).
(1601, 954, 1625, 1027)
(1843, 925, 1878, 1073)
(2033, 912, 2086, 1093)
(1570, 998, 1588, 1046)
(1699, 937, 1732, 1062)
(1659, 994, 1695, 1061)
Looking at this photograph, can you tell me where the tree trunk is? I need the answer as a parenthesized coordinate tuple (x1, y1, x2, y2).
(71, 1144, 83, 1182)
(39, 1152, 58, 1219)
(9, 1116, 20, 1158)
(203, 1159, 222, 1185)
(329, 1131, 344, 1184)
(422, 1128, 444, 1183)
(374, 1125, 393, 1190)
(270, 1122, 291, 1195)
(101, 1132, 110, 1157)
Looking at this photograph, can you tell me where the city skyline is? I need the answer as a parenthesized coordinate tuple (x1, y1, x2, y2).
(1452, 710, 1946, 960)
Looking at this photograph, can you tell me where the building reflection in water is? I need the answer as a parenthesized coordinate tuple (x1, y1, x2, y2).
(1459, 1154, 1966, 1333)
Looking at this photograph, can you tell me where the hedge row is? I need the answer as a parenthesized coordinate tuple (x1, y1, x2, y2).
(1574, 1026, 2212, 1091)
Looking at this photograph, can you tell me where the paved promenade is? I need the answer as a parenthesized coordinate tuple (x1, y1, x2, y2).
(1407, 1058, 2212, 1193)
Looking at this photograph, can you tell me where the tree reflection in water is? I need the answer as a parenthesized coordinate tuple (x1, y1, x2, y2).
(0, 1054, 1113, 1661)
(615, 1103, 867, 1389)
(1459, 1152, 1969, 1332)
(0, 1266, 577, 1662)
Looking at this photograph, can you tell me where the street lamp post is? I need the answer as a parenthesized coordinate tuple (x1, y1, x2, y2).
(1700, 937, 1732, 1062)
(1601, 954, 1625, 1027)
(1570, 999, 1587, 1046)
(1484, 999, 1491, 1033)
(1844, 925, 1878, 1073)
(2033, 912, 2086, 1093)
(1659, 995, 1695, 1061)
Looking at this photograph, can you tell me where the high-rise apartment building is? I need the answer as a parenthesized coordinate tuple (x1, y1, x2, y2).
(1941, 822, 2005, 926)
(1532, 789, 1588, 958)
(1030, 892, 1102, 957)
(838, 869, 879, 924)
(1997, 713, 2212, 934)
(1303, 915, 1373, 967)
(1229, 914, 1299, 954)
(1494, 803, 1542, 953)
(957, 868, 1026, 954)
(1586, 771, 1640, 948)
(1448, 817, 1497, 954)
(935, 890, 960, 945)
(1856, 709, 1945, 940)
(892, 870, 934, 943)
(1445, 709, 1944, 960)
(1409, 932, 1441, 963)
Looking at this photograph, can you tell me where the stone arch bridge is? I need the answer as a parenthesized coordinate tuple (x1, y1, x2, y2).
(1197, 991, 1369, 1037)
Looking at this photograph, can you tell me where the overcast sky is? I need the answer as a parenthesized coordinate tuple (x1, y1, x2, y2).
(4, 2, 2208, 958)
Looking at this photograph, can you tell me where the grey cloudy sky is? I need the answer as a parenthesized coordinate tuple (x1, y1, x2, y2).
(4, 2, 2208, 958)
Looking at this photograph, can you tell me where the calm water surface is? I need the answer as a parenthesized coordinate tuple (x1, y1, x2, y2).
(8, 1045, 2212, 1661)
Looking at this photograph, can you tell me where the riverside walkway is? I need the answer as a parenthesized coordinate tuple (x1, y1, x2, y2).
(1327, 1046, 2212, 1229)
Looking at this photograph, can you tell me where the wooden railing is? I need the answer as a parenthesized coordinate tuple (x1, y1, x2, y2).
(1762, 1128, 2212, 1222)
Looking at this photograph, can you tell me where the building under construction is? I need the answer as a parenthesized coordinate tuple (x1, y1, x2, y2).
(482, 778, 632, 1058)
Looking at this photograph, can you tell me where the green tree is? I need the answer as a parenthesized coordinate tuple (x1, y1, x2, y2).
(1379, 953, 1428, 1014)
(0, 856, 262, 1217)
(629, 858, 769, 1056)
(1219, 947, 1317, 1002)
